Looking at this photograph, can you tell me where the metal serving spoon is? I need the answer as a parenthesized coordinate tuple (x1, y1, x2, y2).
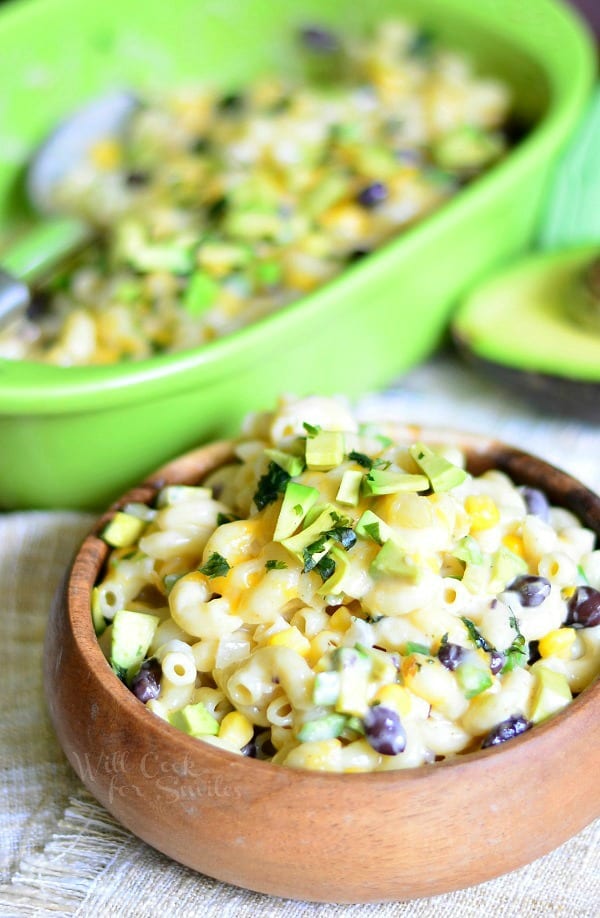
(0, 90, 138, 325)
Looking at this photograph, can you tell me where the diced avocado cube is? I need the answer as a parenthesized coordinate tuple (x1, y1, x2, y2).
(433, 125, 504, 173)
(305, 172, 348, 217)
(336, 469, 364, 506)
(409, 442, 469, 492)
(273, 481, 320, 542)
(281, 506, 339, 556)
(530, 664, 572, 723)
(454, 535, 483, 566)
(256, 260, 283, 287)
(183, 270, 219, 315)
(405, 641, 431, 657)
(362, 469, 429, 496)
(336, 665, 369, 717)
(333, 646, 371, 672)
(313, 670, 341, 706)
(489, 546, 528, 593)
(91, 586, 107, 636)
(264, 448, 305, 478)
(297, 713, 347, 743)
(461, 557, 491, 594)
(122, 501, 157, 523)
(456, 663, 493, 699)
(305, 430, 345, 470)
(168, 702, 220, 737)
(317, 546, 351, 597)
(101, 511, 147, 548)
(371, 540, 421, 582)
(110, 609, 160, 680)
(156, 485, 212, 507)
(355, 509, 392, 545)
(116, 222, 196, 274)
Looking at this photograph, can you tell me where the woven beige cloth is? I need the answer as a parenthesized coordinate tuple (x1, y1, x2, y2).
(1, 357, 599, 917)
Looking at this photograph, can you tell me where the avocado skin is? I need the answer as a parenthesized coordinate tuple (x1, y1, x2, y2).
(453, 333, 600, 423)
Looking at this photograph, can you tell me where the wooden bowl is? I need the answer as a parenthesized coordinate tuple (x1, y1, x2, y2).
(44, 429, 600, 903)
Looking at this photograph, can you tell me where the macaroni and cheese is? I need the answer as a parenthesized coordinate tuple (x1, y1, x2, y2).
(93, 396, 600, 772)
(0, 20, 511, 364)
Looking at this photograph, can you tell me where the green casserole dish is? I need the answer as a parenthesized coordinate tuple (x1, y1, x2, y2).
(0, 0, 595, 510)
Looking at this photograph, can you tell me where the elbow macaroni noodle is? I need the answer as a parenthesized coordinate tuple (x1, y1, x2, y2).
(94, 395, 600, 772)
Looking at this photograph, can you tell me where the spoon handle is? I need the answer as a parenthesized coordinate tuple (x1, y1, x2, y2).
(1, 215, 92, 283)
(0, 269, 30, 324)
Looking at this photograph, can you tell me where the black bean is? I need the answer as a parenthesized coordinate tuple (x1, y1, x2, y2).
(206, 196, 228, 221)
(490, 650, 505, 675)
(481, 714, 532, 748)
(528, 640, 541, 665)
(518, 486, 550, 522)
(130, 657, 161, 703)
(124, 170, 151, 188)
(26, 290, 51, 321)
(347, 248, 371, 263)
(364, 705, 406, 756)
(218, 92, 245, 114)
(356, 181, 388, 209)
(508, 575, 551, 608)
(190, 137, 212, 155)
(299, 25, 340, 53)
(566, 586, 600, 628)
(438, 642, 468, 671)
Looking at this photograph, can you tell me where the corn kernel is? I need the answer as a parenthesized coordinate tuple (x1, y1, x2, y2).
(267, 626, 311, 657)
(297, 738, 342, 771)
(89, 139, 122, 170)
(329, 607, 353, 633)
(218, 711, 254, 749)
(372, 684, 412, 717)
(318, 202, 369, 239)
(538, 627, 577, 660)
(503, 533, 525, 558)
(465, 495, 500, 532)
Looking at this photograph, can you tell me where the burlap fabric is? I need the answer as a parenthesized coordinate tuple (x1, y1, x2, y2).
(1, 357, 599, 917)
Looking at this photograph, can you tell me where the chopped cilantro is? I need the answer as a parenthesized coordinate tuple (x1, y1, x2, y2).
(265, 559, 288, 571)
(315, 554, 336, 582)
(199, 552, 231, 578)
(348, 450, 374, 469)
(461, 616, 494, 653)
(217, 512, 239, 526)
(303, 421, 321, 438)
(502, 615, 527, 672)
(408, 28, 436, 58)
(253, 461, 291, 510)
(501, 635, 527, 673)
(347, 451, 390, 470)
(357, 424, 393, 449)
(302, 534, 328, 573)
(329, 526, 357, 551)
(293, 504, 304, 516)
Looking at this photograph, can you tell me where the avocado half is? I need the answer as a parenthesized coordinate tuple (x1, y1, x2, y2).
(452, 245, 600, 422)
